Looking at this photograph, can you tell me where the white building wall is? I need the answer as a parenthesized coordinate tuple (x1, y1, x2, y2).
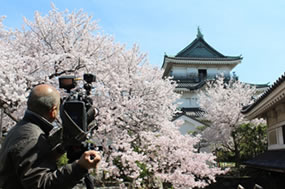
(171, 66, 187, 77)
(171, 63, 236, 138)
(171, 65, 232, 79)
(177, 92, 199, 108)
(172, 64, 234, 110)
(268, 120, 285, 150)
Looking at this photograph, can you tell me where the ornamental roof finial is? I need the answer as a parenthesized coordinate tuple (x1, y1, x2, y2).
(197, 26, 203, 39)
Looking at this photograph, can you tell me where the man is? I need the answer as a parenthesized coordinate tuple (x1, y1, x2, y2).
(0, 84, 101, 189)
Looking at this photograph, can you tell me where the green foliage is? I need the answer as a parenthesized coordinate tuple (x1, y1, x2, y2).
(136, 161, 151, 179)
(57, 153, 68, 167)
(236, 123, 267, 161)
(216, 123, 267, 163)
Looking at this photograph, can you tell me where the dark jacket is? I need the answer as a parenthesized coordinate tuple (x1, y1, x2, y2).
(0, 110, 88, 189)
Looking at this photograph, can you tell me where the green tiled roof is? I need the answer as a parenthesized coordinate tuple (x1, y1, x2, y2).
(162, 28, 242, 77)
(175, 33, 241, 59)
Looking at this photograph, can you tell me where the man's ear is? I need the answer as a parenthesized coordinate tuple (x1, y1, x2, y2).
(49, 106, 58, 120)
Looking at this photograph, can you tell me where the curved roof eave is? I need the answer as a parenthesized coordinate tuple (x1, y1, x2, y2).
(242, 72, 285, 116)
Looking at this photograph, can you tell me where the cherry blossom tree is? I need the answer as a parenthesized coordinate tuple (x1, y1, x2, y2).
(90, 51, 225, 188)
(0, 17, 29, 138)
(198, 76, 264, 166)
(0, 5, 225, 188)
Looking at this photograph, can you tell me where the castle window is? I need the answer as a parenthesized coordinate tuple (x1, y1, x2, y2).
(198, 69, 207, 80)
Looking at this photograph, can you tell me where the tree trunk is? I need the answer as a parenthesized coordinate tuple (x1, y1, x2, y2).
(232, 132, 240, 168)
(3, 108, 18, 123)
(0, 108, 3, 141)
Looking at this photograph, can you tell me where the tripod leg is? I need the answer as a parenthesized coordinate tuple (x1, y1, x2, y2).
(84, 173, 95, 189)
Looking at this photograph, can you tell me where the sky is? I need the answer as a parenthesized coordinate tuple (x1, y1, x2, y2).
(0, 0, 284, 85)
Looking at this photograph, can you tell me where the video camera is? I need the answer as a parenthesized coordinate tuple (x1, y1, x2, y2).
(55, 73, 99, 189)
(58, 74, 99, 161)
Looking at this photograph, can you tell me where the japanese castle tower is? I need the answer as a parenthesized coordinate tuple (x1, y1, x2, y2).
(162, 28, 243, 134)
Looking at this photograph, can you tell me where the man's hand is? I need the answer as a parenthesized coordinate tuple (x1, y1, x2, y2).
(77, 150, 101, 170)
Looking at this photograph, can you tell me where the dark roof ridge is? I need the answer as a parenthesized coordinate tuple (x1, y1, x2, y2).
(176, 36, 226, 58)
(242, 72, 285, 113)
(242, 82, 270, 88)
(165, 55, 242, 61)
(175, 34, 243, 59)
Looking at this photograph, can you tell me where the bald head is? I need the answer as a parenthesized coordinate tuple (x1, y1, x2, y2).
(27, 84, 60, 120)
